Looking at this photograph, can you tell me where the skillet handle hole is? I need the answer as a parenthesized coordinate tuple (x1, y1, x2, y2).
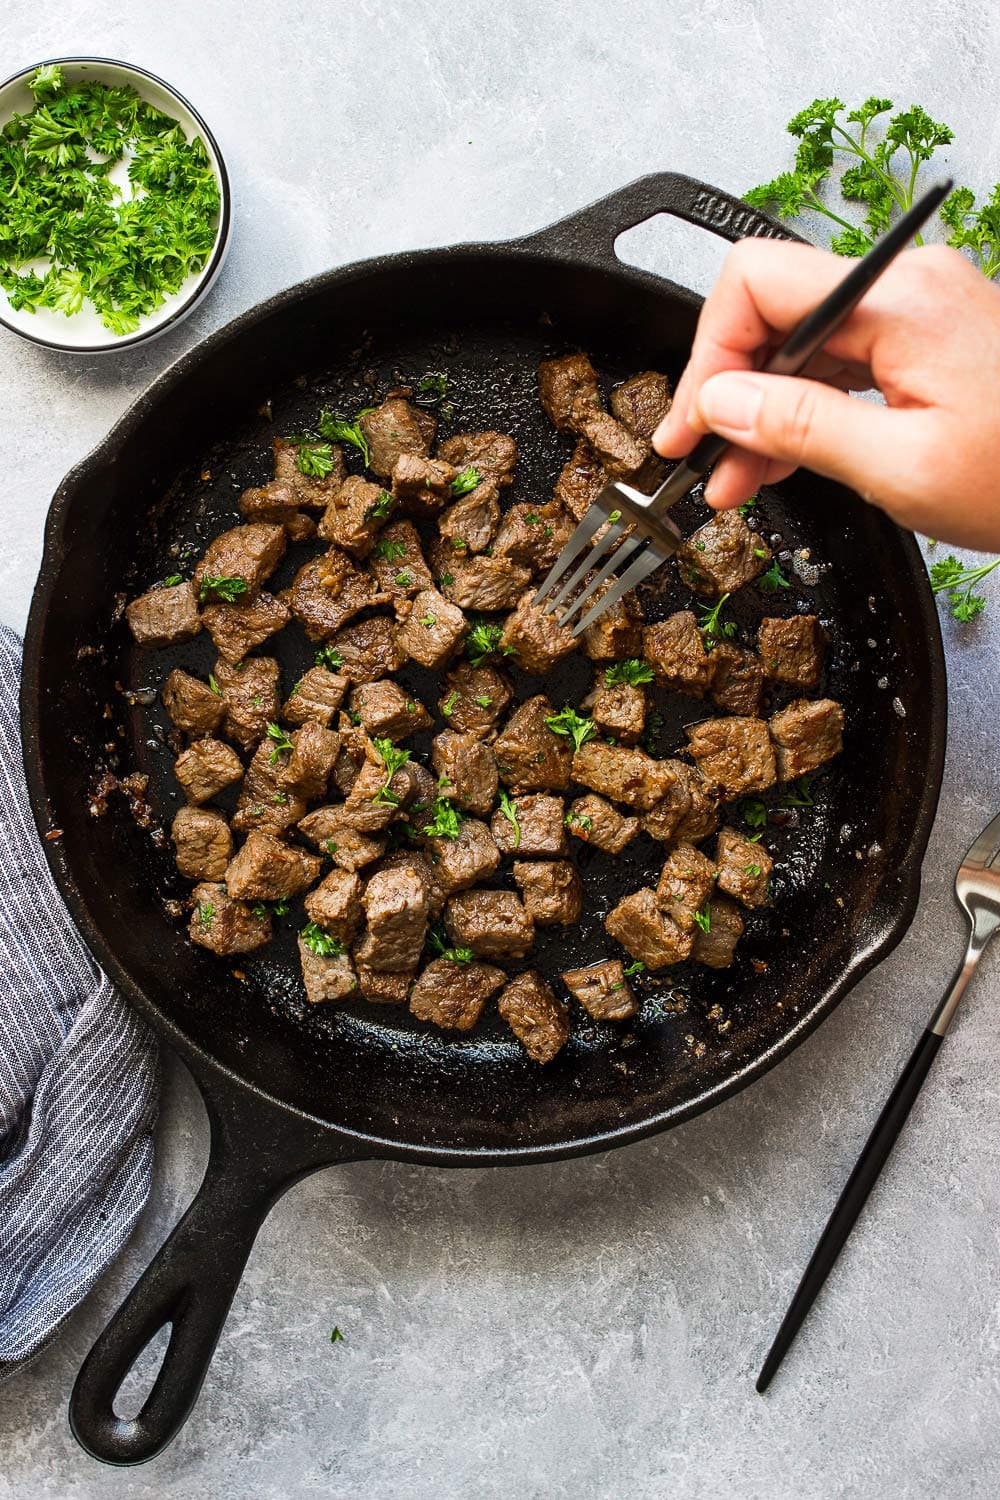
(613, 214, 729, 298)
(112, 1321, 173, 1422)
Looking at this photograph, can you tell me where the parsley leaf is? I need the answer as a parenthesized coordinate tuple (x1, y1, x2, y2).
(929, 552, 1000, 622)
(779, 776, 814, 808)
(422, 797, 463, 840)
(604, 658, 654, 686)
(738, 495, 758, 517)
(330, 1327, 345, 1344)
(196, 900, 214, 926)
(198, 575, 248, 604)
(365, 490, 395, 522)
(696, 593, 737, 650)
(465, 620, 504, 667)
(207, 673, 221, 696)
(373, 737, 410, 801)
(415, 372, 450, 407)
(758, 562, 790, 593)
(497, 789, 520, 848)
(316, 408, 372, 466)
(741, 798, 768, 830)
(266, 722, 294, 762)
(565, 810, 592, 832)
(301, 922, 345, 957)
(315, 645, 343, 670)
(941, 184, 1000, 280)
(623, 960, 646, 976)
(545, 706, 597, 753)
(287, 436, 335, 478)
(693, 905, 712, 934)
(442, 691, 459, 716)
(426, 923, 474, 963)
(451, 466, 480, 496)
(373, 536, 406, 562)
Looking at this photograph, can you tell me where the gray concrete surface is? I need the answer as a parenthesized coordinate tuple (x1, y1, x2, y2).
(2, 0, 1000, 1495)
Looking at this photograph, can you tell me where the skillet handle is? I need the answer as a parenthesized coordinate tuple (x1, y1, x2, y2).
(69, 1064, 359, 1466)
(514, 170, 805, 263)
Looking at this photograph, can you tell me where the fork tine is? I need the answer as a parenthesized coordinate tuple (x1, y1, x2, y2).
(963, 807, 1000, 870)
(532, 509, 607, 606)
(570, 544, 665, 636)
(545, 521, 626, 613)
(556, 535, 643, 627)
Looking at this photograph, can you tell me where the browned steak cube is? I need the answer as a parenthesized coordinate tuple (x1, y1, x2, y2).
(225, 830, 321, 902)
(444, 889, 534, 959)
(537, 353, 601, 431)
(605, 887, 693, 969)
(492, 502, 574, 574)
(355, 863, 429, 971)
(215, 656, 281, 750)
(432, 730, 498, 815)
(494, 696, 573, 792)
(677, 510, 771, 598)
(126, 581, 201, 649)
(441, 556, 532, 612)
(272, 434, 346, 506)
(172, 805, 232, 881)
(571, 742, 682, 813)
(498, 971, 570, 1063)
(758, 616, 825, 689)
(287, 549, 384, 641)
(189, 882, 270, 956)
(609, 371, 672, 440)
(338, 754, 406, 834)
(438, 482, 501, 555)
(715, 827, 772, 908)
(356, 966, 414, 1004)
(359, 398, 436, 479)
(425, 817, 501, 894)
(587, 681, 646, 743)
(574, 409, 648, 477)
(643, 612, 716, 697)
(553, 438, 605, 522)
(316, 475, 390, 557)
(162, 669, 225, 737)
(498, 590, 577, 675)
(329, 616, 406, 683)
(561, 959, 638, 1021)
(377, 848, 446, 918)
(654, 843, 717, 932)
(391, 453, 458, 515)
(691, 895, 744, 968)
(238, 479, 316, 540)
(565, 793, 639, 853)
(304, 867, 363, 939)
(193, 523, 286, 601)
(397, 589, 466, 669)
(275, 721, 340, 800)
(491, 792, 568, 856)
(769, 698, 844, 780)
(409, 958, 506, 1031)
(174, 739, 244, 804)
(201, 591, 291, 664)
(296, 806, 386, 870)
(513, 860, 582, 927)
(368, 520, 433, 598)
(685, 716, 777, 799)
(438, 663, 513, 738)
(641, 762, 720, 845)
(298, 938, 358, 1004)
(709, 643, 766, 716)
(437, 430, 518, 487)
(283, 666, 348, 728)
(351, 680, 432, 741)
(232, 740, 307, 836)
(579, 584, 644, 661)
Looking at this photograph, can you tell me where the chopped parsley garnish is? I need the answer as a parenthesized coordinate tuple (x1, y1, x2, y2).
(440, 573, 455, 587)
(251, 899, 289, 918)
(316, 407, 371, 466)
(196, 900, 214, 926)
(301, 922, 345, 957)
(365, 490, 395, 522)
(929, 553, 1000, 622)
(427, 923, 473, 963)
(160, 573, 183, 587)
(741, 798, 768, 830)
(373, 737, 410, 802)
(545, 706, 597, 753)
(314, 645, 343, 670)
(395, 570, 413, 588)
(745, 864, 763, 878)
(524, 511, 541, 525)
(641, 709, 665, 756)
(266, 722, 294, 761)
(288, 436, 335, 478)
(419, 612, 437, 627)
(373, 536, 406, 562)
(779, 776, 815, 807)
(758, 562, 791, 592)
(738, 495, 758, 516)
(323, 839, 339, 858)
(497, 789, 520, 848)
(565, 810, 592, 831)
(198, 575, 248, 604)
(623, 960, 646, 976)
(693, 905, 712, 934)
(607, 509, 622, 524)
(465, 620, 510, 667)
(604, 658, 654, 687)
(422, 797, 463, 840)
(697, 593, 737, 649)
(207, 673, 221, 696)
(474, 694, 492, 708)
(442, 691, 459, 716)
(415, 372, 451, 409)
(346, 709, 362, 725)
(451, 466, 480, 496)
(330, 1327, 345, 1344)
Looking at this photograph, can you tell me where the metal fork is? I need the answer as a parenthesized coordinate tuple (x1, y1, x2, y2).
(534, 176, 954, 637)
(756, 806, 1000, 1393)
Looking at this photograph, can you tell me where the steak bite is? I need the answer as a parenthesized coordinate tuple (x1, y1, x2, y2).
(438, 663, 513, 738)
(691, 895, 744, 968)
(643, 612, 716, 697)
(397, 589, 466, 669)
(605, 888, 694, 969)
(316, 475, 391, 557)
(287, 549, 384, 641)
(571, 742, 682, 813)
(641, 761, 720, 845)
(409, 958, 506, 1032)
(609, 370, 672, 440)
(715, 827, 772, 908)
(498, 971, 571, 1064)
(574, 408, 648, 477)
(565, 793, 639, 853)
(758, 615, 826, 690)
(432, 730, 498, 815)
(296, 806, 386, 870)
(438, 482, 501, 554)
(171, 806, 233, 881)
(587, 681, 646, 744)
(537, 353, 602, 431)
(685, 716, 778, 799)
(368, 520, 433, 598)
(494, 695, 573, 793)
(677, 509, 771, 598)
(553, 438, 605, 521)
(437, 430, 518, 487)
(654, 843, 717, 932)
(126, 580, 201, 649)
(201, 591, 291, 664)
(272, 434, 346, 506)
(492, 502, 574, 574)
(215, 657, 281, 750)
(329, 615, 407, 682)
(238, 479, 316, 540)
(276, 721, 340, 800)
(579, 585, 644, 661)
(709, 643, 766, 717)
(377, 847, 446, 918)
(304, 867, 363, 940)
(499, 590, 576, 675)
(356, 967, 414, 1004)
(351, 679, 432, 740)
(232, 740, 307, 836)
(189, 882, 270, 956)
(298, 938, 358, 1004)
(355, 863, 429, 971)
(162, 669, 225, 737)
(441, 555, 532, 612)
(391, 453, 458, 514)
(561, 959, 638, 1022)
(491, 792, 567, 856)
(444, 889, 535, 959)
(513, 859, 582, 927)
(224, 830, 321, 902)
(425, 817, 501, 894)
(358, 398, 436, 479)
(174, 739, 244, 804)
(769, 698, 844, 780)
(282, 666, 349, 728)
(193, 522, 286, 601)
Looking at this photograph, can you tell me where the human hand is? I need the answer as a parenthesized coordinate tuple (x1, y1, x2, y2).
(652, 239, 1000, 551)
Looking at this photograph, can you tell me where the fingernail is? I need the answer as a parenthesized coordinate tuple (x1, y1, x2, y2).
(698, 373, 764, 434)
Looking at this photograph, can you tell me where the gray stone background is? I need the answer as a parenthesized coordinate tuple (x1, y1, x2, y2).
(2, 0, 1000, 1495)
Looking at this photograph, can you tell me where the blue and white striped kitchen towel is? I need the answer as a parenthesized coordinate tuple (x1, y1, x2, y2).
(0, 625, 159, 1378)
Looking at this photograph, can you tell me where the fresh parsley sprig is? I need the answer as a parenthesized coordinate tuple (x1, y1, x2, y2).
(317, 408, 373, 467)
(497, 789, 520, 848)
(301, 922, 345, 957)
(465, 620, 512, 668)
(373, 738, 410, 803)
(422, 797, 463, 840)
(696, 593, 737, 650)
(198, 575, 248, 604)
(427, 923, 473, 964)
(929, 553, 1000, 622)
(545, 706, 597, 753)
(604, 658, 654, 687)
(451, 466, 480, 497)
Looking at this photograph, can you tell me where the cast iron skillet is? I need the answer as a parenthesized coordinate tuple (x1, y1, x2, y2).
(21, 172, 946, 1465)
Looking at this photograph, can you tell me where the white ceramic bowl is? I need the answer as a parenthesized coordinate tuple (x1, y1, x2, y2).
(0, 57, 231, 353)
